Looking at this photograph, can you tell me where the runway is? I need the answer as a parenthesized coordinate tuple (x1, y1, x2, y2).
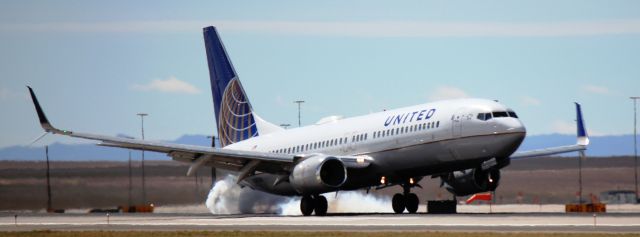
(2, 212, 640, 232)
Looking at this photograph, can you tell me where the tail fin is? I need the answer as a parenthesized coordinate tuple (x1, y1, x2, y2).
(204, 26, 258, 147)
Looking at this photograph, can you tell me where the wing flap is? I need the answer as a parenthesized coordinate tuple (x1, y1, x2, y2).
(510, 144, 586, 159)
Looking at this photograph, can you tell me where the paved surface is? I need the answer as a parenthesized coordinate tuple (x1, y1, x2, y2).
(2, 212, 640, 232)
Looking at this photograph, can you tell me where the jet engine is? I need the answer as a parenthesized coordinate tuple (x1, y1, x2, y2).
(441, 168, 500, 196)
(290, 155, 347, 194)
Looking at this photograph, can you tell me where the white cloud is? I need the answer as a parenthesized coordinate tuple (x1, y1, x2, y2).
(2, 19, 640, 37)
(274, 95, 286, 106)
(582, 84, 610, 95)
(551, 119, 607, 136)
(551, 120, 576, 135)
(0, 87, 28, 101)
(429, 86, 469, 101)
(521, 96, 541, 106)
(0, 88, 10, 100)
(131, 76, 200, 94)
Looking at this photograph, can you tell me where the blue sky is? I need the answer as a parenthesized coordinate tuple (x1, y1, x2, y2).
(1, 0, 640, 148)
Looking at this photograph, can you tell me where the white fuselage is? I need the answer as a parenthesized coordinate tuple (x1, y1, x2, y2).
(227, 98, 526, 195)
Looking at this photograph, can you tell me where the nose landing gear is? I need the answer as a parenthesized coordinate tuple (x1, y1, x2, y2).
(300, 195, 328, 216)
(392, 183, 420, 214)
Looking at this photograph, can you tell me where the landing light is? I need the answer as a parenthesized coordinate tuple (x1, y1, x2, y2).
(409, 178, 415, 185)
(380, 176, 386, 184)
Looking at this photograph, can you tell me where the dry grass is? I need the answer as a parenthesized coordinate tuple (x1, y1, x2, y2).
(1, 157, 637, 210)
(1, 232, 639, 237)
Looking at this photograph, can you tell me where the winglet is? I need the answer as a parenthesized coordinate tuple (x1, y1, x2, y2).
(575, 102, 589, 146)
(27, 86, 64, 134)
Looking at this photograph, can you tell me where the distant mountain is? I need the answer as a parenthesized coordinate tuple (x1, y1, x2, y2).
(519, 134, 635, 157)
(0, 134, 635, 161)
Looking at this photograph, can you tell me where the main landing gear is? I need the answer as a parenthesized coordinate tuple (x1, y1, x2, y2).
(300, 195, 328, 216)
(392, 184, 419, 214)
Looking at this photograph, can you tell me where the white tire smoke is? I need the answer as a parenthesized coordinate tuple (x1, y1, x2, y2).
(205, 175, 392, 215)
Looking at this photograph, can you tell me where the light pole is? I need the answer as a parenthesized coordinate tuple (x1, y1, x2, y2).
(631, 97, 639, 201)
(206, 135, 216, 148)
(137, 113, 148, 204)
(128, 150, 132, 207)
(294, 100, 305, 127)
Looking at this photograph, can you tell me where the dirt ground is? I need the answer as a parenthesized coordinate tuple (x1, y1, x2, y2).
(0, 156, 637, 210)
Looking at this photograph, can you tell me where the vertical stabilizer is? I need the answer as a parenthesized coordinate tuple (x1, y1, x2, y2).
(204, 26, 258, 147)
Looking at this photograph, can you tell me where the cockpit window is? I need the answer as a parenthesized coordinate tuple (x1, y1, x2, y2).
(508, 111, 518, 118)
(477, 113, 493, 121)
(493, 111, 508, 118)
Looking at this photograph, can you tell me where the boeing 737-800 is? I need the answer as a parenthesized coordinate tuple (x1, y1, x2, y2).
(27, 26, 589, 216)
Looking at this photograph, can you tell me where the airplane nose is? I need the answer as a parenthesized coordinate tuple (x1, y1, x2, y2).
(498, 118, 526, 134)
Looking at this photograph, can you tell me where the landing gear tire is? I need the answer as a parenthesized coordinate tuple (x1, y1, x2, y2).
(315, 195, 328, 216)
(300, 195, 315, 216)
(405, 193, 419, 213)
(392, 193, 406, 214)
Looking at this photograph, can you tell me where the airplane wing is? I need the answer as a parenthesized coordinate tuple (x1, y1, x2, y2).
(510, 103, 589, 159)
(27, 86, 295, 177)
(27, 86, 373, 180)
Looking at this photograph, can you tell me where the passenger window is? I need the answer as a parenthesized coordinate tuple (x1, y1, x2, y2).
(437, 121, 440, 127)
(365, 133, 368, 140)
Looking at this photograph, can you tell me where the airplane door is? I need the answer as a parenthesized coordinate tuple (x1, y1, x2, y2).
(344, 132, 358, 153)
(451, 110, 465, 138)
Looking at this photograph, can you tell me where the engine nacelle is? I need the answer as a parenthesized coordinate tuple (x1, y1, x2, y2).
(441, 168, 500, 196)
(290, 155, 347, 194)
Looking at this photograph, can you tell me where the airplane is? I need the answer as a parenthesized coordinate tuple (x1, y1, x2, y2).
(27, 26, 589, 216)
